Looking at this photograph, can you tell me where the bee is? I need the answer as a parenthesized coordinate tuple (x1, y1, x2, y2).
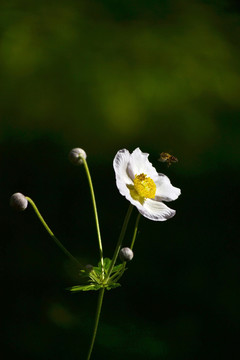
(158, 152, 178, 167)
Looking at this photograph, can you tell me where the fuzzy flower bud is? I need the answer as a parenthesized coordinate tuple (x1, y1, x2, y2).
(85, 264, 93, 272)
(10, 193, 28, 211)
(119, 247, 134, 262)
(69, 148, 87, 165)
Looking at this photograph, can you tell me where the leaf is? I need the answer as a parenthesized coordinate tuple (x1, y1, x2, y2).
(94, 257, 113, 276)
(92, 266, 101, 275)
(106, 283, 121, 290)
(97, 257, 112, 271)
(68, 284, 101, 292)
(112, 263, 125, 274)
(103, 257, 112, 269)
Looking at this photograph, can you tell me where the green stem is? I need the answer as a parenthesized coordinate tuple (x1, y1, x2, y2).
(130, 212, 141, 250)
(111, 212, 141, 282)
(26, 197, 80, 266)
(82, 158, 104, 274)
(86, 288, 105, 360)
(106, 204, 133, 281)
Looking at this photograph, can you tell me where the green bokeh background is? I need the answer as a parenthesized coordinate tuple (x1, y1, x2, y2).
(1, 0, 240, 359)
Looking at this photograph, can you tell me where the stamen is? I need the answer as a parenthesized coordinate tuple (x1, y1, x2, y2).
(133, 173, 156, 199)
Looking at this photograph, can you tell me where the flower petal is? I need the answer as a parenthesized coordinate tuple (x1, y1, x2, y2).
(139, 199, 176, 221)
(127, 148, 158, 181)
(113, 149, 133, 197)
(155, 173, 181, 202)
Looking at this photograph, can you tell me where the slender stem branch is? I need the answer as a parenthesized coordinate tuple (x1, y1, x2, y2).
(105, 204, 133, 281)
(26, 197, 80, 266)
(82, 158, 104, 273)
(130, 212, 141, 250)
(86, 288, 105, 360)
(112, 212, 141, 282)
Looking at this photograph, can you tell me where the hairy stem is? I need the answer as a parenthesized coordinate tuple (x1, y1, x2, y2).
(130, 212, 141, 250)
(86, 288, 105, 360)
(26, 197, 80, 266)
(106, 204, 133, 281)
(82, 158, 104, 275)
(111, 212, 141, 282)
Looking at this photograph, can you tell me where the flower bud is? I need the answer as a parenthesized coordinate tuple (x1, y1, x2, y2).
(10, 193, 28, 211)
(69, 148, 87, 165)
(85, 264, 93, 272)
(119, 247, 134, 262)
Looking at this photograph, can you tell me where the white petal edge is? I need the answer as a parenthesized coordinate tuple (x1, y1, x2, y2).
(155, 173, 181, 202)
(113, 149, 133, 197)
(127, 148, 158, 181)
(139, 199, 176, 221)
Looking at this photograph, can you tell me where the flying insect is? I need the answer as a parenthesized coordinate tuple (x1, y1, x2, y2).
(158, 152, 178, 167)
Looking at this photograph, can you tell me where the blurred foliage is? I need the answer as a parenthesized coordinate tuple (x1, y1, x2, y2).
(1, 0, 240, 359)
(1, 0, 240, 171)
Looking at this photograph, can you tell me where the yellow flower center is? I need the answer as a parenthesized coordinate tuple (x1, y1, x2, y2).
(133, 173, 156, 199)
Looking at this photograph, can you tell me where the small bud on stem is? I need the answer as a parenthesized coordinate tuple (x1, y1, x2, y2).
(85, 264, 94, 272)
(119, 247, 134, 262)
(69, 148, 87, 165)
(10, 193, 28, 211)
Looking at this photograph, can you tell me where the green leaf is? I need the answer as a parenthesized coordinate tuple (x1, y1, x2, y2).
(112, 263, 125, 274)
(94, 257, 114, 276)
(106, 283, 121, 290)
(69, 284, 101, 292)
(93, 266, 102, 275)
(97, 257, 112, 271)
(103, 257, 112, 269)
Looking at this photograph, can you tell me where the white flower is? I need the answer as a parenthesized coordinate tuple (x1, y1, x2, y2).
(113, 148, 181, 221)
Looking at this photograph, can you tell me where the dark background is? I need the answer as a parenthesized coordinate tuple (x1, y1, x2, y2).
(1, 0, 240, 359)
